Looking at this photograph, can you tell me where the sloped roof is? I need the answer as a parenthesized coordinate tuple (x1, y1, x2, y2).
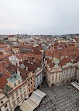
(20, 89, 46, 111)
(73, 56, 79, 63)
(59, 57, 72, 67)
(7, 74, 21, 83)
(49, 62, 55, 68)
(0, 74, 11, 89)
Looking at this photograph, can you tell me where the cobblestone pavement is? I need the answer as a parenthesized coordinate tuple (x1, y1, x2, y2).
(34, 83, 79, 111)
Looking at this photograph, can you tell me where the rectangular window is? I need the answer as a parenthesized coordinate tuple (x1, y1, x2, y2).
(55, 75, 57, 82)
(17, 97, 19, 103)
(21, 94, 23, 99)
(23, 85, 25, 90)
(24, 91, 26, 97)
(20, 88, 22, 93)
(18, 80, 20, 84)
(14, 82, 16, 87)
(16, 91, 18, 96)
(28, 83, 30, 86)
(29, 88, 30, 92)
(1, 101, 3, 104)
(5, 103, 7, 108)
(12, 101, 15, 106)
(12, 94, 14, 100)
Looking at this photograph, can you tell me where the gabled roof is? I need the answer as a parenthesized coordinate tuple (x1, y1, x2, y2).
(59, 57, 72, 67)
(0, 74, 11, 89)
(0, 44, 7, 48)
(49, 62, 55, 68)
(73, 56, 79, 63)
(3, 48, 11, 52)
(0, 53, 12, 60)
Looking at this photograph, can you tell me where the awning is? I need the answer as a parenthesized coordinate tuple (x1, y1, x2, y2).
(33, 89, 46, 98)
(20, 89, 46, 111)
(20, 100, 33, 111)
(29, 93, 42, 105)
(71, 82, 79, 90)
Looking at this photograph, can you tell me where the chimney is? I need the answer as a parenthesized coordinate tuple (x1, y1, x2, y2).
(53, 46, 54, 50)
(31, 62, 33, 64)
(26, 67, 28, 71)
(17, 68, 20, 76)
(34, 59, 35, 62)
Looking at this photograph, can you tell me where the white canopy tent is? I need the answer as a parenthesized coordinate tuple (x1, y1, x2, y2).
(29, 93, 42, 105)
(20, 89, 46, 111)
(71, 82, 79, 90)
(33, 89, 46, 98)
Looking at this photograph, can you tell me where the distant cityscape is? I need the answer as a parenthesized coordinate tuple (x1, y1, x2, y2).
(0, 34, 79, 111)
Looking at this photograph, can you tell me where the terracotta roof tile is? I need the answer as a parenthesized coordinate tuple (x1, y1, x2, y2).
(59, 57, 72, 67)
(0, 74, 11, 89)
(73, 56, 79, 63)
(49, 62, 55, 68)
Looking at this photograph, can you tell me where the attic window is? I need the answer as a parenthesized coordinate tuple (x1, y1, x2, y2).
(18, 80, 20, 84)
(1, 101, 3, 104)
(7, 89, 8, 91)
(10, 77, 12, 79)
(14, 75, 16, 78)
(5, 104, 7, 108)
(14, 83, 16, 87)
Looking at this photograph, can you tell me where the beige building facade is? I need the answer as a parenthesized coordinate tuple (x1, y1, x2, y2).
(44, 57, 76, 87)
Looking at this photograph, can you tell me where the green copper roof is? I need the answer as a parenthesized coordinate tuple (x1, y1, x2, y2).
(62, 62, 73, 68)
(54, 60, 60, 65)
(7, 74, 21, 83)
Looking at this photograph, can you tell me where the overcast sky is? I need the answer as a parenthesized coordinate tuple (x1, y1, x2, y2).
(0, 0, 79, 35)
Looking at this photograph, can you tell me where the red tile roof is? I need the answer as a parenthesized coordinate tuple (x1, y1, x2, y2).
(59, 57, 72, 67)
(0, 52, 3, 56)
(9, 35, 14, 37)
(0, 74, 11, 89)
(0, 53, 12, 60)
(49, 62, 55, 68)
(46, 44, 79, 59)
(3, 48, 11, 52)
(73, 56, 79, 63)
(0, 44, 7, 48)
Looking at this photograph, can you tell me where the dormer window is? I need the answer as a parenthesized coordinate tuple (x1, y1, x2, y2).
(18, 80, 20, 84)
(20, 88, 22, 93)
(5, 103, 7, 108)
(16, 91, 18, 96)
(14, 82, 16, 87)
(1, 101, 3, 104)
(23, 85, 25, 90)
(12, 94, 14, 100)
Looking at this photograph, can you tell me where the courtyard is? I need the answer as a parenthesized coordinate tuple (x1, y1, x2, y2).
(34, 83, 79, 111)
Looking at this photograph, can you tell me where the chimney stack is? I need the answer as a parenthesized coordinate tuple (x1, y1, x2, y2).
(26, 67, 28, 71)
(17, 68, 20, 76)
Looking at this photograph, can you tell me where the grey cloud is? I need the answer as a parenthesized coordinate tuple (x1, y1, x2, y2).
(0, 0, 79, 35)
